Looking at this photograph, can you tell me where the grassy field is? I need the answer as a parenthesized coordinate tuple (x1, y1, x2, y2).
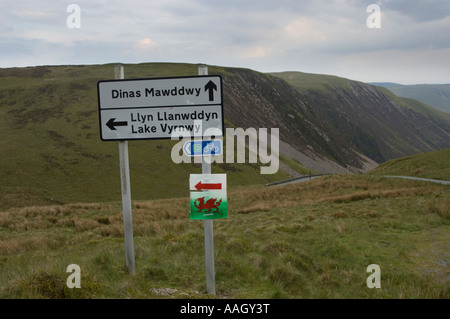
(369, 148, 450, 181)
(0, 174, 448, 299)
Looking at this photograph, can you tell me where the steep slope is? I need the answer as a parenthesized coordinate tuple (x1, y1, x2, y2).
(1, 63, 449, 209)
(371, 83, 450, 114)
(0, 63, 292, 209)
(271, 71, 450, 163)
(218, 67, 376, 172)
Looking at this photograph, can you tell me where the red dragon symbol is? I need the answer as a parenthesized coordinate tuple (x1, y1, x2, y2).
(194, 197, 222, 213)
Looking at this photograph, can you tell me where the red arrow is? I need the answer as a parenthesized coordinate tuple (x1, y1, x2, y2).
(195, 181, 222, 190)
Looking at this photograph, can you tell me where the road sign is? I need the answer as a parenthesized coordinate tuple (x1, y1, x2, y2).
(189, 174, 227, 220)
(183, 140, 222, 156)
(97, 75, 223, 141)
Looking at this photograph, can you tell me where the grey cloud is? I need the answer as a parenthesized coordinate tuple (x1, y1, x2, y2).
(383, 0, 450, 22)
(1, 0, 449, 84)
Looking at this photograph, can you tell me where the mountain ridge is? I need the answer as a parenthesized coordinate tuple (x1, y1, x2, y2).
(370, 82, 450, 114)
(271, 71, 450, 162)
(1, 62, 449, 209)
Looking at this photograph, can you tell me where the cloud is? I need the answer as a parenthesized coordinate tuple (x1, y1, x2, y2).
(282, 17, 329, 44)
(138, 38, 157, 47)
(381, 0, 450, 22)
(335, 46, 450, 84)
(124, 38, 159, 57)
(239, 46, 273, 59)
(0, 0, 449, 84)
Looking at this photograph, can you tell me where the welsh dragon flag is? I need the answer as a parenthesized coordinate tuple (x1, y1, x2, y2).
(189, 174, 227, 220)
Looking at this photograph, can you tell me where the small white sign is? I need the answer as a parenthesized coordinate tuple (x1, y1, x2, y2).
(189, 174, 227, 220)
(183, 140, 222, 156)
(189, 173, 227, 191)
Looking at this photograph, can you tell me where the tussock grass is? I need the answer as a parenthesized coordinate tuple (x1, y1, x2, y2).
(369, 148, 450, 181)
(424, 198, 449, 219)
(0, 175, 448, 298)
(5, 269, 100, 299)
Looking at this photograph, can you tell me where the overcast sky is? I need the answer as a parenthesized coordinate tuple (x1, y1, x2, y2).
(1, 0, 449, 84)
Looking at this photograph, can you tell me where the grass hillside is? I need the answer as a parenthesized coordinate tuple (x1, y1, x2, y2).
(271, 71, 450, 163)
(269, 71, 352, 93)
(369, 148, 450, 181)
(375, 87, 450, 127)
(273, 72, 450, 126)
(372, 83, 450, 114)
(2, 63, 449, 211)
(0, 63, 290, 210)
(0, 174, 448, 298)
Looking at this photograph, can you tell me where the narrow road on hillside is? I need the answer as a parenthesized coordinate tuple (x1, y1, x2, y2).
(266, 174, 324, 186)
(267, 174, 450, 187)
(385, 175, 450, 185)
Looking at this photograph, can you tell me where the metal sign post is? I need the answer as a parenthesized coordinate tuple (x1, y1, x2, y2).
(99, 65, 223, 286)
(199, 65, 216, 295)
(115, 65, 135, 275)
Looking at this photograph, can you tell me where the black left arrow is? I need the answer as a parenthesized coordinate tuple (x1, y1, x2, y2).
(106, 118, 128, 130)
(204, 80, 217, 101)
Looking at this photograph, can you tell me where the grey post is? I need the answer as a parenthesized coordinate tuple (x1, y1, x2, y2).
(115, 65, 136, 275)
(199, 65, 216, 294)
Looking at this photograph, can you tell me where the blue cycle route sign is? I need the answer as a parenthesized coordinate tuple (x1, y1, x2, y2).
(183, 140, 222, 156)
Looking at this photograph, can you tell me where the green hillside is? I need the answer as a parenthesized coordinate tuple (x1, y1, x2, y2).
(0, 63, 288, 210)
(271, 71, 450, 163)
(375, 87, 450, 126)
(274, 72, 450, 124)
(372, 83, 450, 114)
(369, 148, 450, 181)
(269, 71, 352, 93)
(2, 63, 449, 211)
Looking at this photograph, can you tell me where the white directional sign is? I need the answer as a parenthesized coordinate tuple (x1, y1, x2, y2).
(98, 75, 223, 141)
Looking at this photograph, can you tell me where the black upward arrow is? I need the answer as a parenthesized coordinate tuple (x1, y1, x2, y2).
(204, 80, 217, 101)
(106, 118, 128, 130)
